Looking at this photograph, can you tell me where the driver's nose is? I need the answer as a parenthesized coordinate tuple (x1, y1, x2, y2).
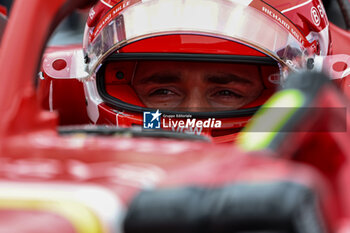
(177, 87, 210, 112)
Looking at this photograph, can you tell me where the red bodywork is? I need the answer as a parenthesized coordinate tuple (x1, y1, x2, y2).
(0, 0, 349, 232)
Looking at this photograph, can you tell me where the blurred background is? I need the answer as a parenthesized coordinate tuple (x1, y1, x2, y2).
(0, 0, 88, 45)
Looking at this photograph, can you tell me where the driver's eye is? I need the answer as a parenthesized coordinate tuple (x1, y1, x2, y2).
(213, 90, 243, 98)
(149, 89, 177, 96)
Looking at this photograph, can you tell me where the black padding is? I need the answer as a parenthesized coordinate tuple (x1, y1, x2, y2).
(124, 182, 326, 233)
(337, 0, 350, 29)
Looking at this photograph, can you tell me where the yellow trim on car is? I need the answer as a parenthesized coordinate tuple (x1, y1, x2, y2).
(237, 89, 305, 151)
(0, 199, 104, 233)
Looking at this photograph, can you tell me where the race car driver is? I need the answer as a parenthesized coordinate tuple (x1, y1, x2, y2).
(127, 60, 265, 112)
(43, 0, 333, 143)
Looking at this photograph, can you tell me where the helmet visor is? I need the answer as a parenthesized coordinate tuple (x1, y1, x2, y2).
(85, 0, 311, 75)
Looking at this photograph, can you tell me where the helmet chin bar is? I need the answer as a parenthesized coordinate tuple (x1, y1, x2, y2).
(96, 53, 278, 119)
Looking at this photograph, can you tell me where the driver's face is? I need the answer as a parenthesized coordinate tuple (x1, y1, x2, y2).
(132, 61, 264, 111)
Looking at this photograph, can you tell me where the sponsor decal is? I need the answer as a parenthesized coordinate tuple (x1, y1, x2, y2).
(249, 0, 315, 49)
(261, 6, 290, 31)
(311, 6, 320, 26)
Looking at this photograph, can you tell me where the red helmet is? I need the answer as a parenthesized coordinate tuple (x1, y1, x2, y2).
(79, 0, 331, 143)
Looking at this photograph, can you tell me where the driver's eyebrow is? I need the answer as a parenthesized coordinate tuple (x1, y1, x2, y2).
(138, 72, 181, 84)
(205, 73, 252, 85)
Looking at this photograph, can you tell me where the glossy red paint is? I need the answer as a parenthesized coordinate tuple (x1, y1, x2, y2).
(266, 0, 329, 33)
(1, 0, 350, 232)
(330, 23, 350, 55)
(37, 75, 90, 125)
(328, 23, 350, 100)
(52, 59, 68, 71)
(0, 0, 66, 138)
(0, 0, 95, 137)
